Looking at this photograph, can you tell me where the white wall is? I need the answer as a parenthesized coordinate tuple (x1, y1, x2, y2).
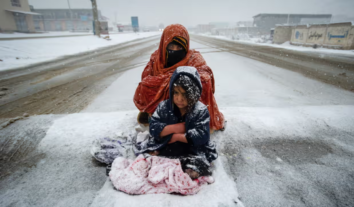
(290, 23, 354, 50)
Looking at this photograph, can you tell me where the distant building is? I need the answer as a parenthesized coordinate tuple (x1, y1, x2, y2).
(196, 24, 215, 33)
(32, 8, 103, 31)
(0, 0, 40, 33)
(253, 13, 332, 33)
(236, 21, 253, 27)
(331, 15, 354, 23)
(209, 22, 229, 29)
(116, 23, 133, 32)
(143, 26, 158, 32)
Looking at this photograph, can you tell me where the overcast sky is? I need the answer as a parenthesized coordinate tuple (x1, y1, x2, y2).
(29, 0, 354, 27)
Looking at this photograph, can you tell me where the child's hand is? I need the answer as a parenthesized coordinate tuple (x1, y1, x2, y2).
(148, 150, 159, 156)
(160, 123, 185, 138)
(173, 122, 186, 134)
(168, 134, 188, 144)
(168, 136, 178, 144)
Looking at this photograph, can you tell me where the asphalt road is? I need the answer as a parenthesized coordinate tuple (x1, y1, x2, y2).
(0, 35, 353, 207)
(1, 34, 353, 120)
(191, 34, 354, 92)
(0, 36, 161, 120)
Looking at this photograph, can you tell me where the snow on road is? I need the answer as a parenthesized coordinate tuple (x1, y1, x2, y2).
(82, 40, 354, 206)
(207, 50, 354, 106)
(0, 31, 93, 38)
(0, 32, 161, 71)
(1, 39, 354, 207)
(201, 42, 354, 206)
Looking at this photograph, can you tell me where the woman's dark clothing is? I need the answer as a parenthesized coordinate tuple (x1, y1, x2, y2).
(166, 49, 187, 68)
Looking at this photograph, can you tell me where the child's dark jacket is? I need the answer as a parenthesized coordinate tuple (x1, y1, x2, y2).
(136, 67, 217, 163)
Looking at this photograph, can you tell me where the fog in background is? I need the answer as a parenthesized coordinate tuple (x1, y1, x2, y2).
(28, 0, 354, 27)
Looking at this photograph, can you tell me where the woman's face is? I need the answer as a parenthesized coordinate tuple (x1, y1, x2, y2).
(167, 43, 183, 51)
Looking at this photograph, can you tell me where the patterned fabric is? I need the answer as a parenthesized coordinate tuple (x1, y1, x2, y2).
(91, 135, 137, 164)
(172, 36, 188, 51)
(133, 24, 225, 130)
(109, 154, 214, 195)
(135, 134, 217, 176)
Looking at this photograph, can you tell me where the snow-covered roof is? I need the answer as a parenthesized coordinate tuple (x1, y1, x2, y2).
(275, 21, 353, 28)
(253, 13, 332, 18)
(6, 9, 41, 15)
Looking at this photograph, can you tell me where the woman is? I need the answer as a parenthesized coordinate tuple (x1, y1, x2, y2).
(133, 24, 225, 131)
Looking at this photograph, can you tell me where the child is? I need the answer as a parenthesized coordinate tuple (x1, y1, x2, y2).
(136, 66, 218, 179)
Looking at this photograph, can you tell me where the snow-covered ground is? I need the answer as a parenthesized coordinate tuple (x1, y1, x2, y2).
(1, 40, 354, 206)
(0, 32, 161, 71)
(199, 33, 354, 57)
(0, 31, 143, 39)
(0, 31, 92, 38)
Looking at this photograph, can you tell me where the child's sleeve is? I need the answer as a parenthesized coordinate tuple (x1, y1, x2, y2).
(185, 107, 210, 147)
(149, 102, 168, 140)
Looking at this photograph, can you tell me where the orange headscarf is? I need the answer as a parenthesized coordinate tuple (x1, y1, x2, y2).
(134, 24, 224, 130)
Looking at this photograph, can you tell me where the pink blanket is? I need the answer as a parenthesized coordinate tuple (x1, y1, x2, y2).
(109, 154, 214, 195)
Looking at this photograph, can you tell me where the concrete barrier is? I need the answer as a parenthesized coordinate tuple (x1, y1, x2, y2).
(306, 25, 326, 45)
(274, 22, 354, 50)
(323, 22, 354, 49)
(291, 25, 310, 45)
(273, 26, 292, 44)
(291, 22, 354, 49)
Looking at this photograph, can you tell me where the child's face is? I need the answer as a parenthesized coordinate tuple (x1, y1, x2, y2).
(173, 86, 188, 110)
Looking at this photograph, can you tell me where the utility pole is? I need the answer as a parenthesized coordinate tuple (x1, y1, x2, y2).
(67, 0, 74, 31)
(90, 0, 100, 37)
(114, 11, 117, 32)
(287, 14, 290, 25)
